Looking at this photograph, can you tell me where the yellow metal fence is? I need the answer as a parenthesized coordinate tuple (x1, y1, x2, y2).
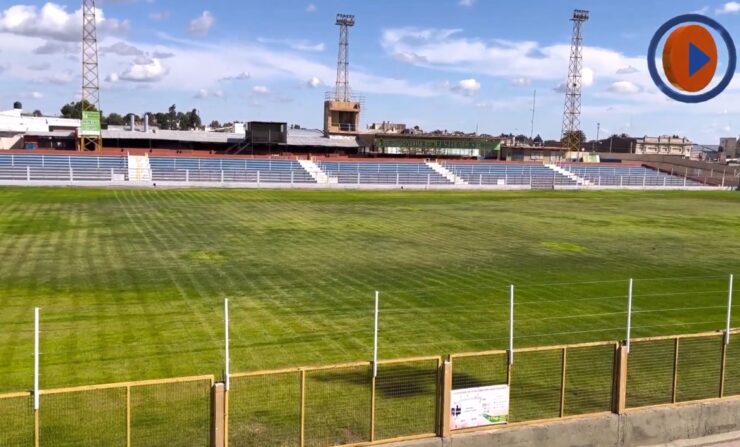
(2, 329, 740, 446)
(227, 356, 441, 447)
(0, 375, 213, 447)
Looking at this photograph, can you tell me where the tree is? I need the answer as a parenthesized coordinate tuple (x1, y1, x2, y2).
(106, 113, 125, 126)
(60, 100, 96, 119)
(32, 110, 43, 117)
(561, 130, 586, 149)
(533, 134, 543, 146)
(209, 120, 221, 129)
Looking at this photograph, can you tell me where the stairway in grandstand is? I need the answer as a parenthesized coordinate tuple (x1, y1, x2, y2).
(299, 159, 336, 184)
(426, 161, 467, 184)
(128, 154, 152, 182)
(442, 162, 578, 188)
(546, 164, 592, 186)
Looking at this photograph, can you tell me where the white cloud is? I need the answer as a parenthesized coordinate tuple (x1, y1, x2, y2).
(459, 0, 475, 6)
(306, 3, 317, 12)
(0, 3, 129, 42)
(194, 89, 224, 99)
(608, 80, 641, 94)
(393, 52, 428, 64)
(188, 11, 214, 36)
(101, 41, 143, 56)
(510, 77, 531, 86)
(219, 71, 251, 81)
(451, 78, 481, 96)
(252, 85, 270, 95)
(27, 91, 44, 99)
(616, 65, 639, 74)
(118, 58, 168, 82)
(257, 38, 325, 52)
(716, 2, 740, 14)
(381, 27, 644, 86)
(32, 40, 77, 54)
(148, 11, 169, 21)
(28, 62, 50, 71)
(105, 72, 119, 83)
(306, 76, 322, 88)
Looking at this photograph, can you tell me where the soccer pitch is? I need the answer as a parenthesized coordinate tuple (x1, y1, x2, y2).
(0, 188, 738, 393)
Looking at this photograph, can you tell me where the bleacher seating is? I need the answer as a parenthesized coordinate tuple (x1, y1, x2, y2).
(443, 163, 577, 187)
(317, 161, 450, 184)
(562, 165, 705, 187)
(148, 157, 316, 183)
(0, 154, 128, 181)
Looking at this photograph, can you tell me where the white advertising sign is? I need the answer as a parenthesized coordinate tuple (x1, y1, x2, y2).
(451, 384, 509, 430)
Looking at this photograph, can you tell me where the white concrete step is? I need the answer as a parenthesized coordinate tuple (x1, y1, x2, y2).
(427, 161, 467, 185)
(298, 159, 337, 184)
(128, 154, 152, 182)
(546, 164, 591, 186)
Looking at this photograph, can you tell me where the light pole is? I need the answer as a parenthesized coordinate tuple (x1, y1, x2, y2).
(593, 122, 601, 151)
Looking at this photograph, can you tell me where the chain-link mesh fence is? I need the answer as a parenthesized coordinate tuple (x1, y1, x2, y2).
(228, 371, 301, 447)
(564, 343, 616, 416)
(304, 364, 371, 447)
(0, 394, 34, 447)
(626, 339, 675, 408)
(451, 352, 508, 391)
(374, 358, 439, 440)
(676, 335, 723, 402)
(130, 378, 212, 447)
(40, 387, 127, 447)
(725, 333, 740, 397)
(509, 349, 563, 422)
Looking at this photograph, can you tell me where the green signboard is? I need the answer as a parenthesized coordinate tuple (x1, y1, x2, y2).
(80, 111, 101, 137)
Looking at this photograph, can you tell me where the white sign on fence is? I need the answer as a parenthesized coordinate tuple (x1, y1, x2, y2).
(450, 384, 509, 430)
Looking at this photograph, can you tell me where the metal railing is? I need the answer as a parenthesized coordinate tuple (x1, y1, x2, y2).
(3, 329, 740, 446)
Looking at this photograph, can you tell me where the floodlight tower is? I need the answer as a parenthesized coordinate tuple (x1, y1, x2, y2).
(561, 9, 589, 152)
(323, 13, 361, 135)
(80, 0, 102, 151)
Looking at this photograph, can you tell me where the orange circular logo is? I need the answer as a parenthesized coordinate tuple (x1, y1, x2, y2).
(662, 24, 718, 92)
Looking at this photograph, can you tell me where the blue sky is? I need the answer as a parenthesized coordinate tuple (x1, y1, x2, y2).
(1, 0, 740, 142)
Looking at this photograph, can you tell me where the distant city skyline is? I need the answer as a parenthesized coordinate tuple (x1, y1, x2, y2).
(1, 0, 740, 142)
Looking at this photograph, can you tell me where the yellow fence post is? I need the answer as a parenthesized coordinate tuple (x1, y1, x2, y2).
(439, 356, 452, 438)
(613, 343, 628, 414)
(672, 338, 680, 404)
(126, 385, 131, 447)
(720, 333, 728, 398)
(559, 347, 567, 418)
(211, 382, 225, 447)
(300, 369, 305, 447)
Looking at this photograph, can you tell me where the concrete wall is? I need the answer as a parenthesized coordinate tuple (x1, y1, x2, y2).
(388, 397, 740, 447)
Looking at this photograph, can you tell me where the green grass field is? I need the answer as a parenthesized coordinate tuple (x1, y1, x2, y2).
(0, 187, 739, 395)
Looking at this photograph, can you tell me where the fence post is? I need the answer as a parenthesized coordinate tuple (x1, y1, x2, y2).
(439, 356, 452, 438)
(211, 383, 225, 447)
(300, 369, 306, 447)
(257, 170, 261, 186)
(27, 166, 31, 182)
(559, 347, 567, 417)
(613, 343, 628, 414)
(70, 167, 74, 182)
(126, 386, 131, 447)
(223, 298, 230, 447)
(111, 168, 115, 182)
(370, 291, 379, 442)
(672, 338, 679, 404)
(626, 279, 633, 352)
(34, 307, 40, 447)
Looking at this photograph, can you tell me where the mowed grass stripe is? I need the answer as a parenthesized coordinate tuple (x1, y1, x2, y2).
(0, 188, 737, 391)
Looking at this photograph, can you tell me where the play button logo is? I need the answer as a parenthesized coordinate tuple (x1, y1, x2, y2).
(649, 14, 736, 103)
(662, 24, 718, 92)
(689, 42, 711, 77)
